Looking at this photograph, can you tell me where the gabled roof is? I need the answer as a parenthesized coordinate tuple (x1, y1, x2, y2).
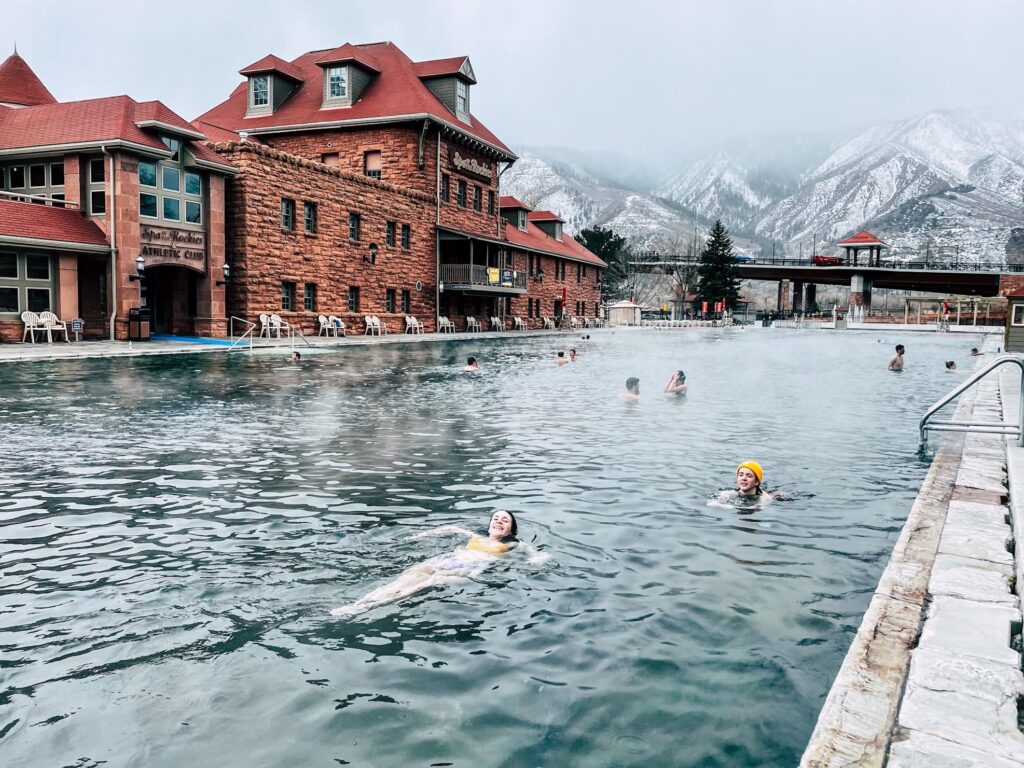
(499, 195, 529, 210)
(0, 200, 109, 249)
(529, 210, 564, 223)
(838, 230, 888, 247)
(0, 95, 236, 172)
(503, 220, 607, 268)
(0, 52, 57, 107)
(239, 54, 304, 82)
(315, 44, 381, 73)
(196, 42, 513, 159)
(412, 56, 476, 84)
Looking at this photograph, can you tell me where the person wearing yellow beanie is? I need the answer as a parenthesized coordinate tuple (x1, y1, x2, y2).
(736, 461, 764, 497)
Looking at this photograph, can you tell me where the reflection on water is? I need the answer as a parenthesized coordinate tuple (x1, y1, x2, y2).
(0, 329, 976, 767)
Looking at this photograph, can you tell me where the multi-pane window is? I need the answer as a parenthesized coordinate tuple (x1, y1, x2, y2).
(281, 281, 296, 311)
(0, 252, 54, 315)
(281, 198, 295, 230)
(139, 154, 201, 225)
(88, 158, 106, 215)
(347, 286, 360, 313)
(1, 162, 65, 206)
(328, 66, 347, 99)
(252, 75, 269, 107)
(364, 151, 382, 179)
(29, 164, 46, 187)
(401, 290, 411, 314)
(304, 202, 317, 234)
(385, 288, 396, 313)
(401, 224, 410, 250)
(528, 254, 534, 276)
(456, 180, 466, 207)
(441, 174, 450, 202)
(473, 185, 482, 212)
(304, 283, 317, 312)
(456, 80, 469, 114)
(386, 221, 396, 247)
(487, 190, 495, 215)
(594, 301, 600, 316)
(348, 212, 361, 241)
(576, 263, 582, 283)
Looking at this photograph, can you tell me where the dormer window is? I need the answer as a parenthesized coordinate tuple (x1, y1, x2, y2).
(554, 222, 563, 241)
(518, 211, 527, 230)
(251, 76, 269, 107)
(328, 66, 348, 99)
(456, 80, 469, 117)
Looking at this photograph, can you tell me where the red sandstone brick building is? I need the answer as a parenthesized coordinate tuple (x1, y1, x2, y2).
(195, 41, 605, 333)
(0, 51, 236, 341)
(0, 42, 604, 342)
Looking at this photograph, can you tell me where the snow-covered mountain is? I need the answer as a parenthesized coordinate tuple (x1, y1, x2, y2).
(503, 110, 1024, 265)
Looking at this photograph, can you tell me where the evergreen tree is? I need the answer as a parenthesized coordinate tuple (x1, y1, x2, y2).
(577, 225, 631, 301)
(695, 220, 742, 311)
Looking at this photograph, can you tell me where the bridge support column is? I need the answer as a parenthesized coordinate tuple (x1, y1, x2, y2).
(792, 280, 804, 313)
(849, 273, 872, 311)
(777, 280, 790, 313)
(805, 283, 817, 313)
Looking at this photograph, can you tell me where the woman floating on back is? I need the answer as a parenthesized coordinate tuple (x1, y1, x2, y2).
(330, 510, 545, 617)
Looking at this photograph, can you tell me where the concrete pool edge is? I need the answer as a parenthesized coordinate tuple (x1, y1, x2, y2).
(800, 340, 1024, 767)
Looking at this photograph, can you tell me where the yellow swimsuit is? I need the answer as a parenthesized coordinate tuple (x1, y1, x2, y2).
(465, 537, 511, 555)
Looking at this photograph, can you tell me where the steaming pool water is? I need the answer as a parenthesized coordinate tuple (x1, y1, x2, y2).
(0, 327, 981, 767)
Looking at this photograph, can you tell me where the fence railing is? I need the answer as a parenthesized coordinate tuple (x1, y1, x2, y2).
(440, 264, 527, 289)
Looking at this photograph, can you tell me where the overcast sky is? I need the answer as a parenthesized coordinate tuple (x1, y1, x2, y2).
(5, 0, 1023, 159)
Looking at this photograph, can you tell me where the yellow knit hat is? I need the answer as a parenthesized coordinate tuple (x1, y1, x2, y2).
(737, 461, 763, 485)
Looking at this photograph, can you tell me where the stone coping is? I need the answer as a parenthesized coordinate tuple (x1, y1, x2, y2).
(801, 336, 1024, 766)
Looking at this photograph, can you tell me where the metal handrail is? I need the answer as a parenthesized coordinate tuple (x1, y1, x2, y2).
(919, 354, 1024, 447)
(228, 316, 256, 351)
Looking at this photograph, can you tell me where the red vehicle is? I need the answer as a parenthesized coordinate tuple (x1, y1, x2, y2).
(812, 255, 844, 266)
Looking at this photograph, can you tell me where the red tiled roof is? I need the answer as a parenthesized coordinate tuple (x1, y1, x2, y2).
(499, 195, 529, 210)
(0, 52, 57, 107)
(838, 230, 887, 246)
(0, 95, 235, 171)
(412, 56, 475, 83)
(504, 221, 606, 268)
(0, 199, 109, 247)
(315, 44, 381, 73)
(529, 210, 564, 222)
(197, 42, 512, 158)
(239, 54, 303, 82)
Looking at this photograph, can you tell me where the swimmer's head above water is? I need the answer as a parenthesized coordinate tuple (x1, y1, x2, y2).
(487, 509, 517, 541)
(736, 460, 763, 496)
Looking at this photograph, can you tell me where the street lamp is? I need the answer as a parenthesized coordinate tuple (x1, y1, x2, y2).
(128, 254, 145, 281)
(216, 262, 231, 287)
(364, 243, 378, 265)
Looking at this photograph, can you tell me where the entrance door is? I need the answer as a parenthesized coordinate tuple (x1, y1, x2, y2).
(77, 257, 109, 338)
(144, 266, 196, 335)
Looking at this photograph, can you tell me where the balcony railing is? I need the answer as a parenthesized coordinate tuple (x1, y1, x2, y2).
(0, 189, 79, 209)
(440, 264, 527, 290)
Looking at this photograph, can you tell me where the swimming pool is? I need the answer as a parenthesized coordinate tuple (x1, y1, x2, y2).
(0, 328, 981, 767)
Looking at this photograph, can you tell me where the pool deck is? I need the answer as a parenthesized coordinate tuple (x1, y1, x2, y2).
(0, 328, 592, 364)
(801, 334, 1024, 766)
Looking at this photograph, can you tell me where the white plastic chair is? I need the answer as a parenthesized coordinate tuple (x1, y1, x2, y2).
(258, 314, 271, 338)
(269, 314, 290, 338)
(318, 315, 333, 337)
(329, 315, 346, 336)
(20, 311, 42, 343)
(363, 316, 377, 336)
(437, 317, 453, 333)
(38, 311, 69, 343)
(375, 316, 389, 335)
(405, 316, 423, 334)
(513, 317, 526, 330)
(466, 316, 480, 332)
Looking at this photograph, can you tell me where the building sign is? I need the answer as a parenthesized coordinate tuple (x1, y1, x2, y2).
(139, 225, 207, 273)
(449, 150, 492, 181)
(487, 267, 500, 284)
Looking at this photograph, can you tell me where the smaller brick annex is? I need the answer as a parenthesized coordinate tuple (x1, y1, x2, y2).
(213, 141, 439, 334)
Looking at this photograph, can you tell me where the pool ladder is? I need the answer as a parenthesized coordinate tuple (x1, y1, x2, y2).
(919, 354, 1024, 447)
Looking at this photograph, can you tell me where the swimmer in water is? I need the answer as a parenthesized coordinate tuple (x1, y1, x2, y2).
(709, 460, 785, 507)
(569, 349, 579, 362)
(290, 350, 301, 362)
(888, 344, 905, 372)
(970, 347, 982, 356)
(556, 351, 568, 365)
(330, 510, 544, 617)
(945, 360, 957, 371)
(621, 376, 640, 401)
(464, 355, 480, 371)
(664, 370, 687, 396)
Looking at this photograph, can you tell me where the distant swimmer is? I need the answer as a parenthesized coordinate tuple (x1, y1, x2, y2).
(464, 356, 481, 371)
(971, 347, 982, 356)
(664, 370, 687, 396)
(290, 350, 301, 362)
(569, 349, 579, 362)
(621, 376, 640, 401)
(556, 351, 568, 365)
(888, 344, 905, 371)
(945, 360, 957, 371)
(330, 510, 544, 617)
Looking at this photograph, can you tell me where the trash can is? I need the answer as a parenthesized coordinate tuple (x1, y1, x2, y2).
(128, 308, 152, 341)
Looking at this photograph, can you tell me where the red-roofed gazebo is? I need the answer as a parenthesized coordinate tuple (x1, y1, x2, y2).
(837, 230, 888, 267)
